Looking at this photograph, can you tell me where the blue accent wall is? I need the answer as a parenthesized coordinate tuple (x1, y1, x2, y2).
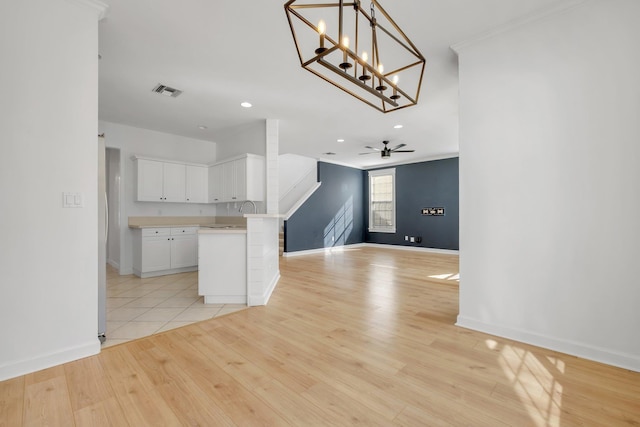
(285, 162, 365, 252)
(285, 158, 458, 253)
(365, 157, 459, 250)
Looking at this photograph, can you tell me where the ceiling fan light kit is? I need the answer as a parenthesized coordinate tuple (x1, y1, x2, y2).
(284, 0, 426, 113)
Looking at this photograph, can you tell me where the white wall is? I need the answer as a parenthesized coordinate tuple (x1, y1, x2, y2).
(455, 0, 640, 371)
(0, 0, 105, 380)
(278, 153, 318, 215)
(215, 120, 266, 159)
(99, 121, 218, 274)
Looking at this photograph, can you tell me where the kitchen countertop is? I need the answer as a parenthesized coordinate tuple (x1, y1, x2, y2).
(128, 216, 246, 231)
(198, 227, 247, 234)
(128, 223, 247, 233)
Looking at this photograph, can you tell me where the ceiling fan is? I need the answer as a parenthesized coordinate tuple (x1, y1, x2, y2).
(360, 140, 415, 158)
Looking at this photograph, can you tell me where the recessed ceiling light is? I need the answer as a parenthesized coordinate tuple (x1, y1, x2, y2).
(198, 125, 208, 130)
(240, 102, 252, 108)
(394, 124, 403, 129)
(337, 139, 345, 143)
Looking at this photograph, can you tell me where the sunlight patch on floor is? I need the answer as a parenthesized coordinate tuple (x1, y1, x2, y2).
(487, 339, 564, 427)
(429, 272, 460, 281)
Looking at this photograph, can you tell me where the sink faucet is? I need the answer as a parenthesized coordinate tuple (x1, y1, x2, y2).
(239, 200, 257, 215)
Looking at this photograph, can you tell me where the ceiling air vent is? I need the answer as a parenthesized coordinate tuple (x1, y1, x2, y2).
(152, 84, 182, 98)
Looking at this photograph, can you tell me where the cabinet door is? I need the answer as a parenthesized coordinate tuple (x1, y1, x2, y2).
(186, 165, 207, 203)
(163, 162, 186, 202)
(222, 161, 236, 202)
(137, 159, 164, 202)
(171, 235, 197, 268)
(208, 164, 223, 203)
(141, 236, 171, 272)
(233, 158, 247, 202)
(245, 155, 265, 202)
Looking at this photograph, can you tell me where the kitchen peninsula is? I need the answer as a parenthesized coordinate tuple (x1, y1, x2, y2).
(128, 215, 280, 306)
(198, 214, 280, 306)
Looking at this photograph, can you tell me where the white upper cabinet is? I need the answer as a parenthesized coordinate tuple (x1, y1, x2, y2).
(208, 163, 223, 203)
(136, 158, 185, 202)
(135, 153, 263, 204)
(244, 154, 264, 202)
(135, 157, 207, 203)
(186, 165, 208, 203)
(211, 154, 264, 203)
(136, 159, 165, 201)
(162, 162, 186, 202)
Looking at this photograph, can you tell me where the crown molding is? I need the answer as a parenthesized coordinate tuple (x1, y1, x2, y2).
(451, 0, 588, 54)
(65, 0, 109, 20)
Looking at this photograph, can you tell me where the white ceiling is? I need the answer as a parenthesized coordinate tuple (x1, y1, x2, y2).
(98, 0, 566, 168)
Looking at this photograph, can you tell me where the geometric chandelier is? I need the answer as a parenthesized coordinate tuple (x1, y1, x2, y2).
(284, 0, 426, 113)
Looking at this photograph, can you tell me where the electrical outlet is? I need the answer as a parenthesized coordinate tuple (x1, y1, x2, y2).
(404, 235, 409, 241)
(416, 236, 422, 243)
(410, 237, 415, 243)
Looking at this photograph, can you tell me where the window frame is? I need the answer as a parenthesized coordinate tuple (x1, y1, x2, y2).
(368, 168, 396, 233)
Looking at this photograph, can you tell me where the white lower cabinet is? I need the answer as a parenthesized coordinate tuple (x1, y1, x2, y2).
(133, 227, 198, 278)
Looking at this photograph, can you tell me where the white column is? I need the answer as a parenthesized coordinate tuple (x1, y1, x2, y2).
(265, 119, 279, 215)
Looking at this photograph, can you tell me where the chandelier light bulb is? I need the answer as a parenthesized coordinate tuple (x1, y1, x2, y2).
(339, 36, 352, 70)
(359, 51, 371, 81)
(375, 63, 387, 92)
(391, 75, 401, 100)
(318, 20, 326, 35)
(315, 19, 327, 54)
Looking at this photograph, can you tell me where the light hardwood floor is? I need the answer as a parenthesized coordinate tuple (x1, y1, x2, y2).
(1, 247, 639, 426)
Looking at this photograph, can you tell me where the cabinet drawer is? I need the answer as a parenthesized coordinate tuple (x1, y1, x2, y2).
(142, 228, 171, 237)
(171, 227, 198, 236)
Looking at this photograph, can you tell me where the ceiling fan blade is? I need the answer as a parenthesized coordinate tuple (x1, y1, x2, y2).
(364, 145, 381, 151)
(359, 152, 376, 155)
(390, 143, 406, 151)
(393, 149, 415, 153)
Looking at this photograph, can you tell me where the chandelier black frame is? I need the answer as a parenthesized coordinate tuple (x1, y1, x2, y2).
(284, 0, 426, 113)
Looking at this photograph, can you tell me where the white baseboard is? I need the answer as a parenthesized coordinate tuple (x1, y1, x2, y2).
(283, 243, 367, 257)
(248, 272, 281, 306)
(363, 243, 459, 255)
(107, 259, 120, 270)
(284, 243, 458, 257)
(204, 295, 245, 304)
(133, 266, 197, 279)
(0, 339, 101, 382)
(456, 316, 640, 373)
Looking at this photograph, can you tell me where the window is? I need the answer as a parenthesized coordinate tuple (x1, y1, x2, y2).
(368, 168, 396, 233)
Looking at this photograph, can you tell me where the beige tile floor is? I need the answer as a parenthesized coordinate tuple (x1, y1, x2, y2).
(104, 265, 247, 348)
